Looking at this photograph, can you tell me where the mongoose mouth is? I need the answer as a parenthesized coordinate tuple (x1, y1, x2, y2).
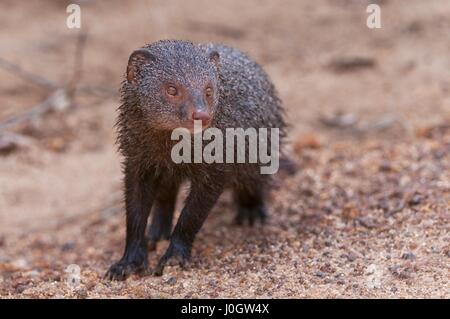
(182, 110, 212, 132)
(182, 120, 211, 133)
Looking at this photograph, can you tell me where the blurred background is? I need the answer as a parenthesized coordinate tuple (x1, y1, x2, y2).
(0, 0, 448, 298)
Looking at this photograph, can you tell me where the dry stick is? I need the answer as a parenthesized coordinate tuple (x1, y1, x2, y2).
(0, 32, 115, 132)
(65, 32, 117, 99)
(0, 32, 88, 93)
(0, 56, 57, 90)
(0, 56, 115, 97)
(0, 31, 86, 131)
(0, 89, 68, 131)
(66, 31, 88, 100)
(78, 85, 117, 97)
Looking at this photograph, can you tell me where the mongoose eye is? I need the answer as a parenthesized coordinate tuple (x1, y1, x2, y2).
(166, 86, 178, 96)
(205, 87, 213, 97)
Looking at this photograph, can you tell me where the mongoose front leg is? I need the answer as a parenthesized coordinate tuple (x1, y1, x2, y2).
(147, 181, 178, 251)
(153, 181, 224, 276)
(105, 169, 159, 281)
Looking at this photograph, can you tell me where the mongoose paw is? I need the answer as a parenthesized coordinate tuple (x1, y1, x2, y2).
(153, 241, 190, 276)
(234, 205, 268, 226)
(105, 261, 147, 281)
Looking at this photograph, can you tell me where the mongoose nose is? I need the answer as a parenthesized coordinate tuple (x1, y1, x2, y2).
(192, 111, 211, 124)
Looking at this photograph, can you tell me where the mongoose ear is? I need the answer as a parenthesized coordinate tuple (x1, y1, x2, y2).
(208, 51, 220, 69)
(127, 49, 156, 85)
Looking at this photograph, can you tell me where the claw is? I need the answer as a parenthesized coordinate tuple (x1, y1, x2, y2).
(153, 241, 190, 276)
(105, 261, 147, 281)
(105, 247, 148, 281)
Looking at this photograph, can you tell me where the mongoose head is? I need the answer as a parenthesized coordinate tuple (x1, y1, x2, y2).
(125, 40, 220, 131)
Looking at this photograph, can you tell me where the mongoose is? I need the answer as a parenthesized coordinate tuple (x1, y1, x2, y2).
(105, 40, 286, 280)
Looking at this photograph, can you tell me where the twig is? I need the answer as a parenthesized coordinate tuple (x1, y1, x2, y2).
(0, 56, 57, 89)
(0, 31, 117, 132)
(0, 89, 69, 131)
(77, 85, 117, 98)
(66, 32, 88, 99)
(0, 55, 115, 98)
(0, 131, 34, 154)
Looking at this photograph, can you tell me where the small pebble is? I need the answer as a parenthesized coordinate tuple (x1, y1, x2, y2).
(401, 252, 416, 260)
(314, 271, 325, 278)
(61, 241, 76, 252)
(166, 277, 177, 285)
(358, 217, 378, 229)
(345, 252, 358, 262)
(408, 194, 423, 206)
(15, 285, 28, 294)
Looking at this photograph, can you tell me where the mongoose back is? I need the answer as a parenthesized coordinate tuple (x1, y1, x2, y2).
(106, 40, 286, 280)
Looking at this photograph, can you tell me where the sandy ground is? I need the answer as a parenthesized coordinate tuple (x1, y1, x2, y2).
(0, 0, 449, 298)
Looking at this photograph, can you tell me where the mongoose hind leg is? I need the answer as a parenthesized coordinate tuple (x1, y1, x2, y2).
(234, 185, 268, 226)
(147, 181, 179, 251)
